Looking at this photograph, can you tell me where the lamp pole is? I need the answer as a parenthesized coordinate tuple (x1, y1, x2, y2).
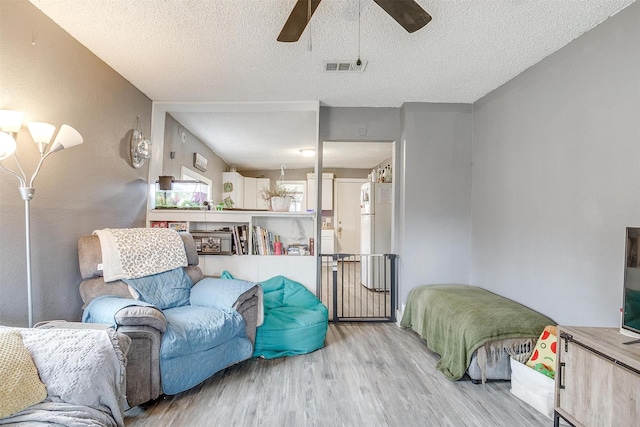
(19, 187, 35, 327)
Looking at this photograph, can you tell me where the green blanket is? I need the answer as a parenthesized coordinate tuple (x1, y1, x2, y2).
(400, 285, 554, 380)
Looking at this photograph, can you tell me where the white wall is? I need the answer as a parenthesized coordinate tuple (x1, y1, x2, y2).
(471, 2, 640, 326)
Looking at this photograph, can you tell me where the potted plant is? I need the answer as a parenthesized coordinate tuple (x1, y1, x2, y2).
(259, 183, 294, 212)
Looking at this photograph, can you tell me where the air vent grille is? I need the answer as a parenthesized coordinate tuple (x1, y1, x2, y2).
(324, 60, 367, 73)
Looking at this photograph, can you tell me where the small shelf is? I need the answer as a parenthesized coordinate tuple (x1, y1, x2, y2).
(147, 209, 317, 290)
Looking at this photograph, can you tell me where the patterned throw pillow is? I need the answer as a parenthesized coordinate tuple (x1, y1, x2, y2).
(526, 325, 558, 377)
(0, 330, 47, 418)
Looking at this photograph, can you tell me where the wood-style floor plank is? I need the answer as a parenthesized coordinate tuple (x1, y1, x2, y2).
(125, 323, 548, 427)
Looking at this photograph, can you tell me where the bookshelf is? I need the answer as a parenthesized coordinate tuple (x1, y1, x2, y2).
(147, 210, 317, 291)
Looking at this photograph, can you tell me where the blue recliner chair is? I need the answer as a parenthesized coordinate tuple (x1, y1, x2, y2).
(78, 230, 261, 405)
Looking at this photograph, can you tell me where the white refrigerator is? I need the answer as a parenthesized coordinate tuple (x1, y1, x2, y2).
(360, 182, 392, 290)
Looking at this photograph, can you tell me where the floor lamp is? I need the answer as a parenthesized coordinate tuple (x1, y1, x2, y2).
(0, 110, 83, 327)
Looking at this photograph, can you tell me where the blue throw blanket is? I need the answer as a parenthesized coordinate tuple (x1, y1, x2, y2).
(123, 268, 192, 310)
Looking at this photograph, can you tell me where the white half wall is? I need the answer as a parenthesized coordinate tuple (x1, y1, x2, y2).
(471, 2, 640, 326)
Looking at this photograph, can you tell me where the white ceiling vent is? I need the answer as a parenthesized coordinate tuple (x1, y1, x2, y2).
(324, 60, 367, 73)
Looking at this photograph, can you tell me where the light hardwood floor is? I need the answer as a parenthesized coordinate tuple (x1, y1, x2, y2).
(125, 323, 548, 427)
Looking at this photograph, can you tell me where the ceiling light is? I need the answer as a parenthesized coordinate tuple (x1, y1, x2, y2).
(299, 148, 315, 157)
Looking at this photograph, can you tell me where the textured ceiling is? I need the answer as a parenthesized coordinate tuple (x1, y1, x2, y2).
(27, 0, 635, 170)
(28, 0, 634, 107)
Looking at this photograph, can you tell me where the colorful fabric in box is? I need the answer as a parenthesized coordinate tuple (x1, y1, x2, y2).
(526, 325, 557, 378)
(221, 272, 328, 359)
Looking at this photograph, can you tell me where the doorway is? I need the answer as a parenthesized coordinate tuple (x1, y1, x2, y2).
(334, 178, 367, 254)
(318, 141, 397, 322)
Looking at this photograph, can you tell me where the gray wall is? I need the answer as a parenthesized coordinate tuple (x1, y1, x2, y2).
(0, 0, 152, 326)
(399, 103, 473, 306)
(471, 1, 640, 326)
(320, 107, 402, 143)
(163, 114, 228, 203)
(319, 105, 473, 308)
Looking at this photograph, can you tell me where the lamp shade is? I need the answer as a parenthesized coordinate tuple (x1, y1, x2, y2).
(0, 132, 17, 160)
(0, 110, 24, 133)
(27, 122, 56, 144)
(50, 124, 83, 153)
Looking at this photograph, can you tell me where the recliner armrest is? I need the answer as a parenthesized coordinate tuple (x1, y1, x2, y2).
(234, 295, 259, 345)
(115, 305, 167, 333)
(83, 296, 167, 333)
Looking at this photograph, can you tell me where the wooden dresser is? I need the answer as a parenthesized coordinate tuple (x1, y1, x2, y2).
(555, 326, 640, 427)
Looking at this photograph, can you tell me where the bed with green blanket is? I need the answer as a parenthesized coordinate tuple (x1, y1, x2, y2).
(400, 285, 554, 383)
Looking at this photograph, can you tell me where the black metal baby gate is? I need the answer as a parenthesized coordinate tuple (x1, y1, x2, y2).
(319, 253, 397, 322)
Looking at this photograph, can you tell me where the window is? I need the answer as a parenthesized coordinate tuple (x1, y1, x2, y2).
(277, 180, 306, 212)
(181, 166, 212, 201)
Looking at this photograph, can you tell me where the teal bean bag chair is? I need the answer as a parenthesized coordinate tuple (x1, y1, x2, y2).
(221, 271, 328, 359)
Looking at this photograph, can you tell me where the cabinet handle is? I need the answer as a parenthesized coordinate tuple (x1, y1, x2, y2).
(558, 362, 565, 390)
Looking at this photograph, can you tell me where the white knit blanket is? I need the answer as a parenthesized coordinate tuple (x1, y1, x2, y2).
(0, 328, 127, 427)
(94, 228, 188, 282)
(474, 337, 534, 384)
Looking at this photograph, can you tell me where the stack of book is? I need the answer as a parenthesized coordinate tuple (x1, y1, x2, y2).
(231, 225, 249, 255)
(215, 225, 248, 255)
(252, 226, 280, 255)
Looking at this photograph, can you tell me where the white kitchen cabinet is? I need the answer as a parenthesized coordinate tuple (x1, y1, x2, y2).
(243, 177, 270, 210)
(255, 178, 270, 209)
(321, 229, 335, 254)
(222, 172, 244, 209)
(307, 173, 334, 211)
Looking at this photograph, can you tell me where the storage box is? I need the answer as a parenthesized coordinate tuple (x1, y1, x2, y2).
(510, 357, 554, 419)
(192, 231, 232, 255)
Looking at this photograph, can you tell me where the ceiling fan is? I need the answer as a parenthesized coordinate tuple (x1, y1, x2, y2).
(278, 0, 432, 42)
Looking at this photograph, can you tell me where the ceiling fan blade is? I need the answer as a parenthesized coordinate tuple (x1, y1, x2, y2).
(373, 0, 432, 33)
(277, 0, 322, 42)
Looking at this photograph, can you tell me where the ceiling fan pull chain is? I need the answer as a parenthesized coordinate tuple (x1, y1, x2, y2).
(307, 0, 313, 51)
